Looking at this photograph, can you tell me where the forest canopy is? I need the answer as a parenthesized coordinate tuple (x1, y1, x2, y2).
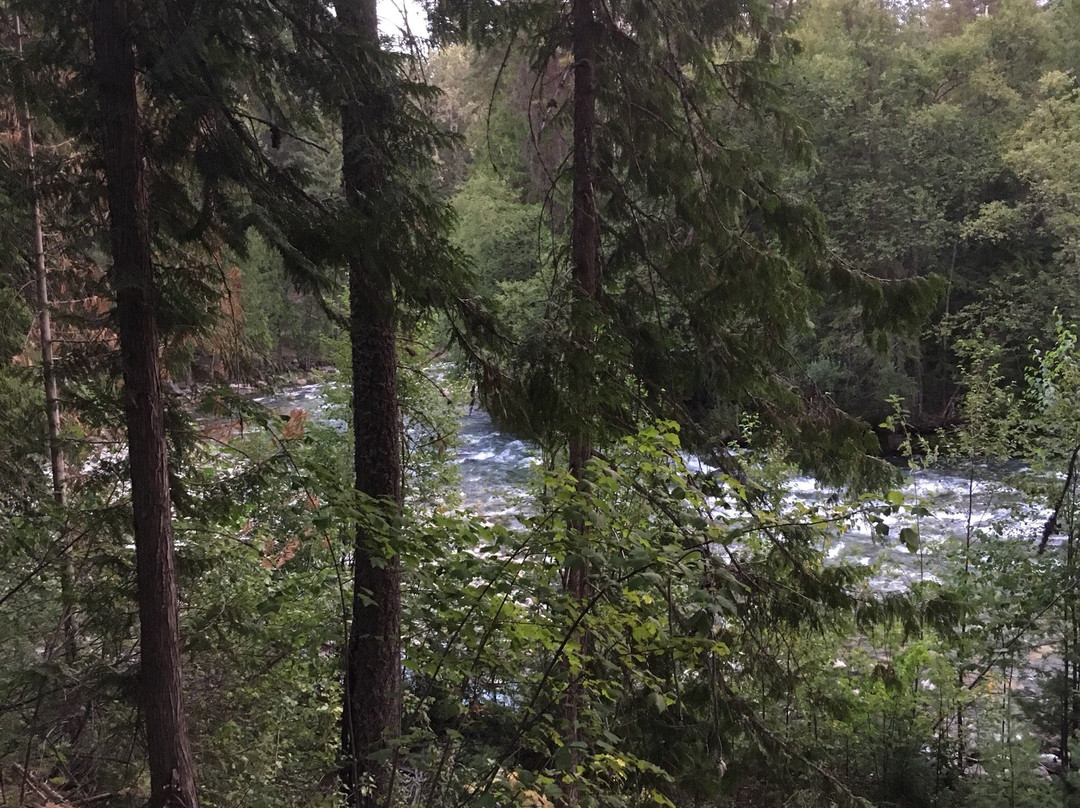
(1, 0, 1080, 807)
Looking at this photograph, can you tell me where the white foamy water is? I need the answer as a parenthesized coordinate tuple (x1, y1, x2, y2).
(262, 382, 1056, 592)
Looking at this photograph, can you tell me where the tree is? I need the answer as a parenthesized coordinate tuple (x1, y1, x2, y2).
(420, 0, 938, 804)
(333, 4, 481, 805)
(434, 0, 942, 485)
(558, 0, 601, 802)
(337, 1, 404, 804)
(91, 0, 197, 804)
(13, 15, 65, 517)
(8, 14, 77, 670)
(785, 0, 1068, 426)
(1006, 71, 1080, 277)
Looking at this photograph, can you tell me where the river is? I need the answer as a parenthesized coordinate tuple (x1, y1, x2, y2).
(256, 382, 1054, 594)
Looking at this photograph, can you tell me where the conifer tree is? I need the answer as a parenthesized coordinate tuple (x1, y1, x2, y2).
(426, 0, 942, 801)
(336, 1, 404, 804)
(91, 0, 197, 805)
(9, 13, 77, 666)
(559, 0, 600, 801)
(327, 3, 480, 805)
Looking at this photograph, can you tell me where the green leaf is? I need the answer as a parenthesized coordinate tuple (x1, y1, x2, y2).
(900, 527, 919, 553)
(648, 691, 668, 713)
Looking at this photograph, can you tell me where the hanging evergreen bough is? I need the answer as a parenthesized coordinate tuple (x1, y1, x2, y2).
(428, 0, 941, 491)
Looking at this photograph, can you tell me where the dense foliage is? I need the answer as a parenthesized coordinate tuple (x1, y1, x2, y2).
(2, 0, 1080, 807)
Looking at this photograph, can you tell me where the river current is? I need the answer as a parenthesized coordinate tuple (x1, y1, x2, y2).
(258, 382, 1053, 594)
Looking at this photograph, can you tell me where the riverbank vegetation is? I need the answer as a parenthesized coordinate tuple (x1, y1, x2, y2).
(1, 0, 1080, 806)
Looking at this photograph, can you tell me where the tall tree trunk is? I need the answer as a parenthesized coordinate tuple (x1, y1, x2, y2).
(338, 3, 403, 807)
(15, 14, 76, 664)
(16, 17, 66, 512)
(561, 1, 600, 804)
(91, 2, 198, 806)
(570, 0, 601, 322)
(569, 0, 601, 475)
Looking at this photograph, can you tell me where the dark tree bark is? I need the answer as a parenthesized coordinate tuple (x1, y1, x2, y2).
(568, 0, 601, 480)
(561, 0, 600, 804)
(338, 2, 403, 806)
(570, 0, 601, 331)
(91, 2, 198, 806)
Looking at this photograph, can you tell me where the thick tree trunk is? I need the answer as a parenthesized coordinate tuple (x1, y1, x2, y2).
(338, 2, 403, 807)
(561, 1, 600, 804)
(91, 2, 198, 807)
(341, 259, 402, 808)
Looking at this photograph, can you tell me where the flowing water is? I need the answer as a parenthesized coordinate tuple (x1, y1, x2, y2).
(257, 383, 1054, 593)
(255, 383, 1071, 750)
